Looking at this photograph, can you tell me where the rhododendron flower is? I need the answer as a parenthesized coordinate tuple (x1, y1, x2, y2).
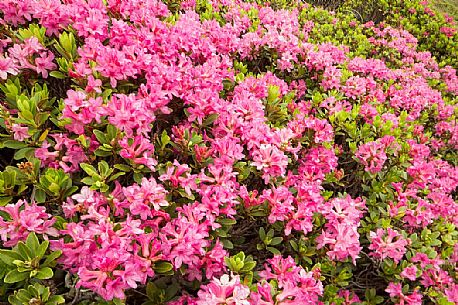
(444, 283, 458, 304)
(119, 135, 158, 170)
(369, 228, 409, 263)
(11, 123, 30, 141)
(257, 256, 323, 304)
(420, 267, 453, 289)
(104, 94, 154, 137)
(355, 140, 387, 174)
(0, 200, 58, 247)
(35, 134, 88, 172)
(316, 196, 366, 264)
(401, 265, 418, 281)
(34, 51, 56, 78)
(252, 143, 289, 183)
(122, 177, 169, 219)
(249, 282, 275, 305)
(196, 274, 250, 305)
(386, 283, 422, 305)
(0, 56, 18, 79)
(338, 290, 361, 305)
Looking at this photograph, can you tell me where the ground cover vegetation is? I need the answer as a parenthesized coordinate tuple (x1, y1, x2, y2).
(0, 0, 457, 304)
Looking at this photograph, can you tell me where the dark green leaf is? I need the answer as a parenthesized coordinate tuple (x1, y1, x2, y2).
(267, 247, 281, 255)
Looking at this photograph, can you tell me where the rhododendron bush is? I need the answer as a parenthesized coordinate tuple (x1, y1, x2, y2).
(0, 0, 457, 304)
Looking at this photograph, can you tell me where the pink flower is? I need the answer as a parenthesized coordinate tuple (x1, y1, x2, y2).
(261, 186, 295, 224)
(11, 124, 30, 141)
(104, 94, 154, 137)
(34, 51, 56, 78)
(257, 256, 323, 304)
(440, 26, 457, 38)
(0, 56, 18, 79)
(85, 75, 102, 93)
(316, 196, 366, 264)
(355, 140, 387, 174)
(401, 266, 418, 281)
(122, 177, 168, 219)
(252, 144, 289, 183)
(0, 200, 58, 247)
(338, 290, 361, 305)
(444, 283, 458, 304)
(249, 282, 275, 305)
(196, 274, 250, 305)
(369, 228, 409, 263)
(35, 134, 88, 173)
(386, 283, 422, 305)
(119, 135, 157, 171)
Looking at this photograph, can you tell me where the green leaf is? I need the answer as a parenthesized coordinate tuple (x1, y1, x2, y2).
(114, 164, 131, 172)
(218, 218, 237, 226)
(270, 237, 283, 246)
(146, 282, 161, 301)
(8, 295, 23, 305)
(94, 149, 113, 157)
(240, 261, 257, 272)
(17, 242, 33, 259)
(249, 208, 267, 217)
(4, 269, 29, 283)
(165, 282, 180, 301)
(3, 140, 28, 149)
(98, 161, 112, 177)
(0, 196, 13, 206)
(221, 239, 234, 249)
(81, 177, 94, 185)
(266, 247, 281, 255)
(259, 227, 266, 240)
(202, 113, 218, 126)
(49, 71, 66, 79)
(289, 240, 298, 251)
(80, 163, 99, 177)
(14, 147, 35, 160)
(160, 130, 170, 149)
(0, 249, 23, 265)
(153, 261, 173, 274)
(34, 188, 46, 203)
(26, 233, 40, 256)
(47, 295, 65, 305)
(93, 130, 108, 144)
(36, 240, 49, 259)
(34, 267, 53, 279)
(42, 250, 62, 267)
(106, 124, 117, 140)
(266, 229, 274, 239)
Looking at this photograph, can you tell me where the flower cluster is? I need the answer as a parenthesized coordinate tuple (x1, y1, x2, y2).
(0, 200, 58, 247)
(369, 228, 409, 263)
(316, 196, 366, 264)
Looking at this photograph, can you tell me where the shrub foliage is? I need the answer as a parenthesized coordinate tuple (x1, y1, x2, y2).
(0, 0, 457, 304)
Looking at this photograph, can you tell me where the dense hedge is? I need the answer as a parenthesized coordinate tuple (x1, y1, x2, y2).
(0, 0, 457, 304)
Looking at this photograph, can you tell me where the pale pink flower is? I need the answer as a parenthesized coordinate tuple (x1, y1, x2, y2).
(11, 124, 30, 141)
(0, 56, 18, 79)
